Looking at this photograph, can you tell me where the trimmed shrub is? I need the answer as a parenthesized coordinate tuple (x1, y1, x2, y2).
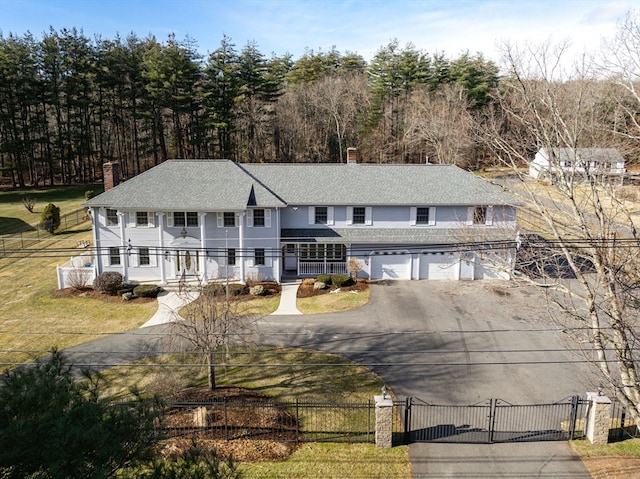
(331, 274, 354, 287)
(302, 278, 316, 286)
(116, 286, 135, 296)
(133, 284, 161, 298)
(313, 281, 327, 290)
(41, 203, 60, 233)
(317, 274, 331, 285)
(250, 285, 265, 296)
(84, 190, 96, 200)
(93, 271, 124, 295)
(203, 283, 248, 297)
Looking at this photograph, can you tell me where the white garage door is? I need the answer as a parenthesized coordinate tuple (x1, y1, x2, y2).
(370, 252, 411, 280)
(419, 252, 460, 280)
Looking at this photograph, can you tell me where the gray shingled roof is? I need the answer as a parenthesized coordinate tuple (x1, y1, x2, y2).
(549, 148, 625, 164)
(241, 163, 514, 206)
(281, 228, 515, 245)
(85, 160, 515, 209)
(84, 160, 286, 210)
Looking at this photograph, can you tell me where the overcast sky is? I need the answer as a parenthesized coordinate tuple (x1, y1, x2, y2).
(0, 0, 635, 64)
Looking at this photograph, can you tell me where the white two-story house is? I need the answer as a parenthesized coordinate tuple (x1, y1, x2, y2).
(529, 147, 626, 185)
(82, 158, 518, 285)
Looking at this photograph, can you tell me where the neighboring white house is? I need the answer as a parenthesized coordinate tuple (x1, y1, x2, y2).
(529, 147, 626, 184)
(75, 157, 518, 286)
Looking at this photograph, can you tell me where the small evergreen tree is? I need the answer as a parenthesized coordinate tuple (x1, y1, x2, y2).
(0, 350, 161, 479)
(41, 203, 60, 233)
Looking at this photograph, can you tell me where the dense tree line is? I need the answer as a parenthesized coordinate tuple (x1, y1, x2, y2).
(0, 29, 502, 187)
(1, 27, 638, 188)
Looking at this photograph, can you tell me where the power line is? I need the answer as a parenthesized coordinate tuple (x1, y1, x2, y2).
(3, 236, 640, 260)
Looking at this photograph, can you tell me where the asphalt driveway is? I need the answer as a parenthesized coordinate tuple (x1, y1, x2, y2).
(62, 279, 594, 478)
(260, 280, 594, 478)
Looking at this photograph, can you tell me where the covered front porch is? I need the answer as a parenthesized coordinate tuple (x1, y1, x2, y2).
(282, 243, 348, 277)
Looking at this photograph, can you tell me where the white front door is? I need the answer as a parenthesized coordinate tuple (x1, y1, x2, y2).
(176, 249, 199, 276)
(459, 253, 475, 280)
(283, 244, 297, 271)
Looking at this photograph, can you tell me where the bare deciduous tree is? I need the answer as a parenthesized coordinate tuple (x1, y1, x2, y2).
(479, 38, 640, 427)
(167, 283, 256, 390)
(404, 83, 474, 166)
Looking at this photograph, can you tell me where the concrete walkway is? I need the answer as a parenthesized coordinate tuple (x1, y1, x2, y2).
(140, 280, 301, 328)
(271, 281, 302, 315)
(140, 290, 199, 327)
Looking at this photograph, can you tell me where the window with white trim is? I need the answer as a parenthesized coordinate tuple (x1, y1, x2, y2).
(253, 209, 265, 226)
(254, 248, 266, 266)
(227, 248, 236, 266)
(172, 211, 199, 227)
(308, 206, 334, 225)
(473, 206, 486, 224)
(315, 207, 328, 224)
(217, 212, 237, 228)
(136, 211, 148, 227)
(416, 208, 430, 224)
(139, 247, 151, 266)
(106, 209, 118, 226)
(109, 247, 121, 265)
(347, 206, 372, 225)
(352, 207, 366, 224)
(410, 206, 436, 226)
(467, 206, 493, 225)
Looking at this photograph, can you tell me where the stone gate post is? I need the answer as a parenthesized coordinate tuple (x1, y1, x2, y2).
(585, 391, 611, 445)
(375, 394, 394, 448)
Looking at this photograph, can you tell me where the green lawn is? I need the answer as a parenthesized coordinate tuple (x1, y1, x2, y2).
(97, 348, 410, 479)
(0, 183, 103, 231)
(0, 227, 158, 371)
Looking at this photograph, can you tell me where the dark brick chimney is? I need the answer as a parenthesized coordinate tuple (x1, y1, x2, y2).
(103, 162, 120, 191)
(346, 147, 359, 164)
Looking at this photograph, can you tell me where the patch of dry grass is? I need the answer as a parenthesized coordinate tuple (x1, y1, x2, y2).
(571, 439, 640, 479)
(240, 443, 410, 478)
(297, 288, 370, 314)
(0, 229, 157, 371)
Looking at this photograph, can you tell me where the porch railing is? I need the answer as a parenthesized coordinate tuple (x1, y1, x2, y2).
(298, 261, 347, 276)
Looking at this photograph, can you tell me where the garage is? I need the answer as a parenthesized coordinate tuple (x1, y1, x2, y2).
(370, 251, 411, 279)
(419, 252, 460, 280)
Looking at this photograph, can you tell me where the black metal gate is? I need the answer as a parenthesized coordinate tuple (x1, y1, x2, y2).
(397, 396, 587, 444)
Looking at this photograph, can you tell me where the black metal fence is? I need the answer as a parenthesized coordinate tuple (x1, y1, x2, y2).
(396, 396, 591, 444)
(160, 398, 375, 444)
(610, 399, 639, 442)
(151, 395, 638, 446)
(0, 208, 90, 256)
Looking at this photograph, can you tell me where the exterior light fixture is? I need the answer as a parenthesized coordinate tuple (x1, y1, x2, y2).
(180, 227, 187, 239)
(127, 239, 132, 256)
(381, 385, 388, 399)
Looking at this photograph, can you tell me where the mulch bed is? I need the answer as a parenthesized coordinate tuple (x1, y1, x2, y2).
(51, 287, 156, 304)
(158, 386, 300, 462)
(297, 278, 369, 298)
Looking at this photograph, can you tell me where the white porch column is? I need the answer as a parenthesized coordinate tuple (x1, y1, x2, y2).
(199, 212, 208, 284)
(156, 212, 166, 285)
(117, 212, 128, 282)
(89, 208, 100, 273)
(275, 207, 281, 282)
(238, 212, 245, 283)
